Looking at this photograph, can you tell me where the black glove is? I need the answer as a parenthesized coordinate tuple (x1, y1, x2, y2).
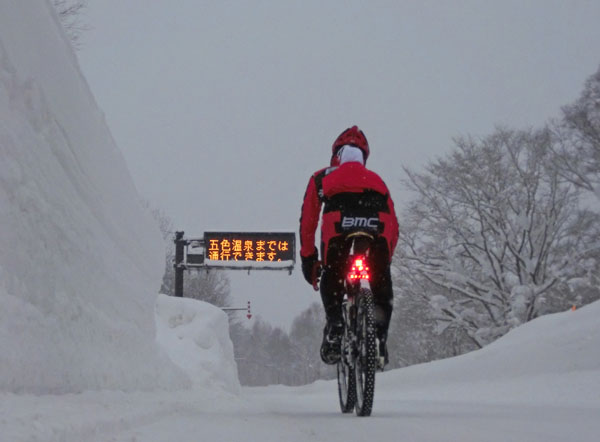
(301, 250, 319, 285)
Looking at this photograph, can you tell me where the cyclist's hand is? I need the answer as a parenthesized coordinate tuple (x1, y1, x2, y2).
(311, 260, 322, 292)
(301, 250, 318, 285)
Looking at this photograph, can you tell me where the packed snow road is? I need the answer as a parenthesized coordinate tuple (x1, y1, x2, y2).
(108, 381, 598, 442)
(6, 376, 595, 442)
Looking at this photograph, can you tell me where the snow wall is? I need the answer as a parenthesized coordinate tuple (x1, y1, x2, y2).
(0, 0, 188, 393)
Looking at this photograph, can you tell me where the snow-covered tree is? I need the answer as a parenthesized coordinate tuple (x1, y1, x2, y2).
(550, 65, 600, 199)
(387, 281, 477, 366)
(398, 128, 600, 348)
(234, 318, 292, 386)
(231, 303, 334, 386)
(289, 303, 331, 384)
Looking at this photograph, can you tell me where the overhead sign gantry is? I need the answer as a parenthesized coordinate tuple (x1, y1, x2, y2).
(173, 231, 296, 298)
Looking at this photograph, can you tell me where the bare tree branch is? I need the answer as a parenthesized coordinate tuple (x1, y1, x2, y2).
(397, 127, 599, 345)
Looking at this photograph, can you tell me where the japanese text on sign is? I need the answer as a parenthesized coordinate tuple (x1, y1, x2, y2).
(204, 232, 295, 263)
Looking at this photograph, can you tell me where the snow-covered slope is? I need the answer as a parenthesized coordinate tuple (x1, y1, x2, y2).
(0, 0, 186, 393)
(377, 299, 600, 406)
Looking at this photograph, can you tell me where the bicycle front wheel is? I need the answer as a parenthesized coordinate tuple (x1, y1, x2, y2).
(354, 288, 377, 416)
(337, 359, 356, 413)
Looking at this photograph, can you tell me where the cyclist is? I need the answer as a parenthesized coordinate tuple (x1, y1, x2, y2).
(299, 126, 399, 365)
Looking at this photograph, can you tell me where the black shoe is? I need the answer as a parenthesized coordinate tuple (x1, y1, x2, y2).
(376, 334, 389, 370)
(320, 320, 343, 365)
(377, 340, 390, 370)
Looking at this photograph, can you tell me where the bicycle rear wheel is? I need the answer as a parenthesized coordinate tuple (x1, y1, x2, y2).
(337, 310, 356, 413)
(354, 288, 376, 416)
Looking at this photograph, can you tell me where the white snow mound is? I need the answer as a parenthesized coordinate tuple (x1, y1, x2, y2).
(0, 0, 186, 392)
(379, 300, 600, 406)
(155, 295, 241, 394)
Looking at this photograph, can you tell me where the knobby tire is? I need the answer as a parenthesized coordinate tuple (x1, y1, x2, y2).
(354, 289, 376, 416)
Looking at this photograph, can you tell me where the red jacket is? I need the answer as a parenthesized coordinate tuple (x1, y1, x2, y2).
(299, 162, 399, 263)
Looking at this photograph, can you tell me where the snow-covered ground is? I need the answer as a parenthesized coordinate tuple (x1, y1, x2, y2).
(2, 300, 599, 441)
(1, 1, 599, 441)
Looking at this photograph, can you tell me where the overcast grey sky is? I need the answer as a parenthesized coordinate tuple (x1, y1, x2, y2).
(78, 0, 600, 330)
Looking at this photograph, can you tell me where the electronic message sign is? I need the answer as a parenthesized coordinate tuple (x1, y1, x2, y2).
(203, 232, 295, 265)
(173, 231, 295, 297)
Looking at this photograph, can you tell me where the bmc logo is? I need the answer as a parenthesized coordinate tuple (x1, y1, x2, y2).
(341, 216, 379, 229)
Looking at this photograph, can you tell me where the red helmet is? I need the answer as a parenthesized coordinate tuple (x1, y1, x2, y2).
(331, 126, 369, 161)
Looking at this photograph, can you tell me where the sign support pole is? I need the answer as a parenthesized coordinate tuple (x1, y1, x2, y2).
(174, 231, 185, 297)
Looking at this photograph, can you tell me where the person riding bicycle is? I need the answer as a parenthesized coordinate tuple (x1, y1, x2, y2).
(299, 126, 399, 365)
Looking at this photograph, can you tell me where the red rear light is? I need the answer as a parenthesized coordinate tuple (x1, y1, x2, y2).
(349, 257, 370, 280)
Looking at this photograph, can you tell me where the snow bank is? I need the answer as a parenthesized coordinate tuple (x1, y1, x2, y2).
(379, 300, 600, 406)
(155, 295, 241, 394)
(0, 0, 186, 392)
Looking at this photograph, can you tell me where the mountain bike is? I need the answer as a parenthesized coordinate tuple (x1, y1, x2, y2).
(335, 231, 380, 417)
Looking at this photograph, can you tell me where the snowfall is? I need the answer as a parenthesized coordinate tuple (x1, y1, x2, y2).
(0, 1, 599, 441)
